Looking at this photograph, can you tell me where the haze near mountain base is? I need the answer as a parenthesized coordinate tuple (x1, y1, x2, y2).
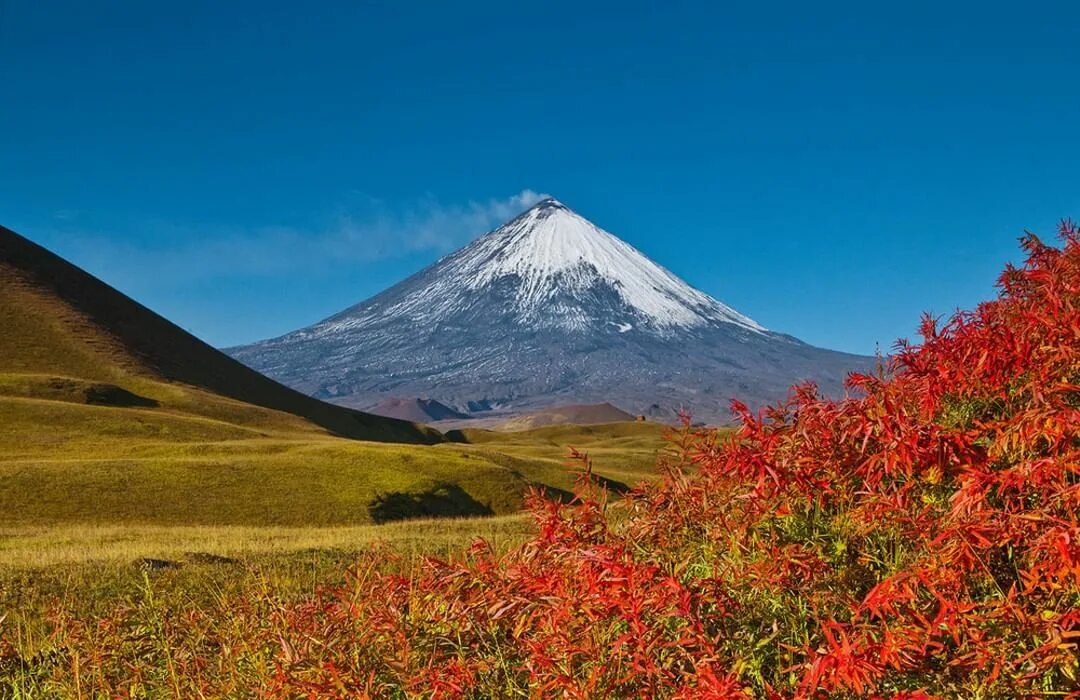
(228, 198, 873, 423)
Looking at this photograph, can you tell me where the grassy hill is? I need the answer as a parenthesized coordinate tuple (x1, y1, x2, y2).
(0, 224, 673, 536)
(493, 402, 637, 430)
(0, 224, 441, 444)
(449, 420, 674, 485)
(0, 421, 672, 532)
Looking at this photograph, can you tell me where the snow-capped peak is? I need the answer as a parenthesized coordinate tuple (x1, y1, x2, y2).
(314, 196, 765, 337)
(531, 196, 568, 210)
(228, 197, 870, 421)
(454, 198, 765, 332)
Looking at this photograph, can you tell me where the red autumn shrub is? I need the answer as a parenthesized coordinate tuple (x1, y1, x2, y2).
(5, 224, 1077, 698)
(267, 223, 1080, 698)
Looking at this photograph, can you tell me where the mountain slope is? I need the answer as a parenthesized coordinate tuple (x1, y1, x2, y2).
(0, 224, 441, 444)
(229, 198, 874, 422)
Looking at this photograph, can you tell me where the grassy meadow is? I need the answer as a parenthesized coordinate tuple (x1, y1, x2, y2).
(0, 403, 670, 529)
(0, 416, 676, 676)
(7, 223, 1070, 696)
(0, 412, 678, 696)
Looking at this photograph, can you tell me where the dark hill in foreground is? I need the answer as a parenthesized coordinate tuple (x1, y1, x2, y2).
(0, 224, 441, 444)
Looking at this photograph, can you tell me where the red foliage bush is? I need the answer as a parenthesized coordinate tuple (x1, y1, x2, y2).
(264, 222, 1080, 698)
(6, 224, 1078, 698)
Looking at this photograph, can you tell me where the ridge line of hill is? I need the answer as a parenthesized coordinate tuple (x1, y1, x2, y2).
(0, 224, 443, 444)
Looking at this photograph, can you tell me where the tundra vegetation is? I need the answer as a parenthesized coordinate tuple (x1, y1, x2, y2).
(4, 224, 1080, 697)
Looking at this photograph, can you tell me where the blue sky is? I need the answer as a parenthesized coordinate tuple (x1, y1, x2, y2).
(2, 1, 1077, 354)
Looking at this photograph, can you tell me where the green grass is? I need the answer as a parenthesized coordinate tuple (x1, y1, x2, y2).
(450, 420, 675, 485)
(0, 399, 669, 529)
(0, 338, 674, 530)
(0, 418, 672, 677)
(0, 444, 540, 527)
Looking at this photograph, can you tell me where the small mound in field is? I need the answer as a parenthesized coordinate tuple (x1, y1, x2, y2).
(135, 557, 182, 571)
(365, 397, 469, 424)
(496, 402, 635, 430)
(81, 382, 160, 407)
(183, 552, 239, 566)
(368, 483, 494, 523)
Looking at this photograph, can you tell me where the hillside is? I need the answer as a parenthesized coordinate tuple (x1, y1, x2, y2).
(0, 224, 440, 444)
(2, 224, 663, 526)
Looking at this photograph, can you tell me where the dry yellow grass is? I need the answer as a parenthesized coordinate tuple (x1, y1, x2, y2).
(0, 514, 534, 568)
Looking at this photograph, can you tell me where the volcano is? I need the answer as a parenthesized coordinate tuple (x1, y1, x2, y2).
(228, 198, 873, 422)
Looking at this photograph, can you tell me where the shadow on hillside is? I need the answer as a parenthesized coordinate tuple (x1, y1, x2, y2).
(526, 476, 629, 504)
(546, 477, 631, 504)
(369, 484, 495, 523)
(591, 474, 631, 495)
(26, 377, 161, 408)
(82, 383, 160, 408)
(368, 478, 631, 524)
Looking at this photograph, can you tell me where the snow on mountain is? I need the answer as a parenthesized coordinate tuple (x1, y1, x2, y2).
(446, 198, 762, 332)
(317, 198, 762, 336)
(228, 197, 873, 422)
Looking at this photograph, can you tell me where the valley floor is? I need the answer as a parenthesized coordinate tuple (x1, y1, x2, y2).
(0, 421, 678, 687)
(0, 513, 535, 569)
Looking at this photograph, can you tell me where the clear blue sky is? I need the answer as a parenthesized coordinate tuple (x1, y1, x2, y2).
(2, 1, 1077, 355)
